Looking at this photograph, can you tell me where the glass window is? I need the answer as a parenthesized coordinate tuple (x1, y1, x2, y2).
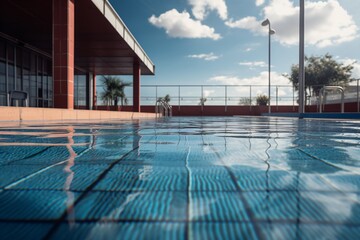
(0, 94, 6, 106)
(7, 45, 14, 63)
(0, 40, 5, 61)
(0, 61, 5, 94)
(0, 36, 53, 107)
(74, 73, 88, 108)
(37, 56, 43, 107)
(22, 50, 30, 95)
(8, 64, 15, 92)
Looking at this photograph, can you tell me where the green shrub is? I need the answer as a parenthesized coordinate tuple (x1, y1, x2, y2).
(256, 94, 269, 106)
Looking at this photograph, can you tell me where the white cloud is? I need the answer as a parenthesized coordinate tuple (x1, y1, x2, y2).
(226, 0, 358, 48)
(210, 72, 290, 86)
(204, 90, 215, 98)
(340, 59, 360, 79)
(225, 16, 262, 34)
(256, 0, 265, 6)
(188, 52, 220, 61)
(244, 48, 253, 52)
(188, 0, 228, 20)
(209, 72, 292, 98)
(239, 61, 267, 68)
(149, 9, 221, 40)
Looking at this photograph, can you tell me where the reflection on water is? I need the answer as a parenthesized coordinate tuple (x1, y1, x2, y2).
(63, 127, 77, 228)
(0, 117, 360, 239)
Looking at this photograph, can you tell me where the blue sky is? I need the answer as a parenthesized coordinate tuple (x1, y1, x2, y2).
(109, 0, 360, 100)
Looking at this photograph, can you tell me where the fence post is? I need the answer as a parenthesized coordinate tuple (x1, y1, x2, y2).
(276, 86, 279, 111)
(201, 85, 203, 112)
(292, 85, 295, 111)
(357, 79, 359, 112)
(225, 85, 227, 112)
(249, 85, 252, 111)
(178, 85, 181, 111)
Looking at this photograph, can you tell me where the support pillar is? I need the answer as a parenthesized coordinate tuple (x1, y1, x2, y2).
(53, 0, 75, 109)
(133, 62, 141, 112)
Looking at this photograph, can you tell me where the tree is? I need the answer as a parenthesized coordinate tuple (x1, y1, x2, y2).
(285, 54, 355, 96)
(101, 76, 131, 107)
(256, 94, 269, 106)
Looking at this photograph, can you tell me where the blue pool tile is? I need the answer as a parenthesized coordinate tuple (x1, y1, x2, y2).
(0, 164, 48, 188)
(244, 191, 360, 224)
(258, 222, 360, 240)
(243, 191, 302, 221)
(258, 223, 299, 239)
(74, 147, 134, 163)
(13, 146, 78, 165)
(0, 222, 53, 240)
(190, 222, 258, 240)
(272, 159, 340, 174)
(53, 222, 186, 240)
(187, 151, 226, 166)
(231, 166, 337, 191)
(74, 191, 187, 221)
(0, 190, 78, 220)
(94, 165, 188, 191)
(189, 166, 237, 191)
(300, 147, 360, 168)
(300, 191, 360, 224)
(0, 146, 48, 163)
(325, 173, 360, 192)
(124, 149, 190, 163)
(9, 164, 109, 191)
(299, 223, 360, 240)
(190, 192, 249, 221)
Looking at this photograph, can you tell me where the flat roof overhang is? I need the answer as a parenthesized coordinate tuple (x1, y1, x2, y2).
(0, 0, 155, 75)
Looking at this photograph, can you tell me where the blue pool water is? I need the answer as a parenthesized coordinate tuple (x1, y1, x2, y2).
(0, 116, 360, 239)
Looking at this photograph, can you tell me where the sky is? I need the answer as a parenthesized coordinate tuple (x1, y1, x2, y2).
(109, 0, 360, 101)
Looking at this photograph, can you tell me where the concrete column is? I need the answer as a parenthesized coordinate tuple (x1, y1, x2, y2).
(53, 0, 75, 109)
(133, 62, 141, 112)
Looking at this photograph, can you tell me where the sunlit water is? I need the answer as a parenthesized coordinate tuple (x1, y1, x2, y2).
(0, 117, 360, 239)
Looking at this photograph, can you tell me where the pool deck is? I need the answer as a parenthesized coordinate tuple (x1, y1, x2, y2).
(0, 107, 156, 123)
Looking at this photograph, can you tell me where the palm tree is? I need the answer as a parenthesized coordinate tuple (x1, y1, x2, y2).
(157, 94, 171, 103)
(199, 97, 207, 106)
(101, 76, 131, 107)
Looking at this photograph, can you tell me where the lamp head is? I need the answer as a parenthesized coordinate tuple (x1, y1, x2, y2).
(270, 29, 276, 35)
(261, 19, 270, 26)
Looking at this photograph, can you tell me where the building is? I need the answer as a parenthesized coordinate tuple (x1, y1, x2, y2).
(0, 0, 155, 112)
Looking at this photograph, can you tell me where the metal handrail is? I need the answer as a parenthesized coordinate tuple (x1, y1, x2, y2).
(319, 86, 344, 113)
(155, 99, 172, 118)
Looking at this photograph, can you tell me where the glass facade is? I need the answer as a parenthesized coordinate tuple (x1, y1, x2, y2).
(0, 36, 53, 107)
(74, 72, 89, 109)
(0, 35, 90, 109)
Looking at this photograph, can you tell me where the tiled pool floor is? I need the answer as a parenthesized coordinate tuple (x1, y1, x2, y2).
(1, 117, 360, 239)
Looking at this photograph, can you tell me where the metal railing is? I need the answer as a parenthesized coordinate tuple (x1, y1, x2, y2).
(155, 99, 172, 118)
(141, 84, 297, 109)
(95, 81, 360, 112)
(319, 86, 344, 113)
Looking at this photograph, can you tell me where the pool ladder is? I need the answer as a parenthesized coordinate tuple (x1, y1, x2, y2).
(155, 99, 172, 118)
(319, 86, 344, 113)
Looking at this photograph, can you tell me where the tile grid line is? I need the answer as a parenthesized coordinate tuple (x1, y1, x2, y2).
(43, 134, 147, 239)
(210, 145, 265, 240)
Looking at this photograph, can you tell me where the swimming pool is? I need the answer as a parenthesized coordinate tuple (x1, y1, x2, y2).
(0, 116, 360, 239)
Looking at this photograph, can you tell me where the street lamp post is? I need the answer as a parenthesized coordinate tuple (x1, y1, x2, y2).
(261, 19, 275, 114)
